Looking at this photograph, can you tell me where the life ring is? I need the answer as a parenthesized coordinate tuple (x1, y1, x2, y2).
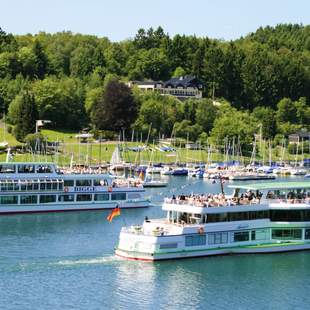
(198, 227, 205, 234)
(64, 187, 69, 193)
(108, 186, 113, 192)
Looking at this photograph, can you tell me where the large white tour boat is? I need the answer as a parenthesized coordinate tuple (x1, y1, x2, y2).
(0, 162, 149, 214)
(115, 181, 310, 261)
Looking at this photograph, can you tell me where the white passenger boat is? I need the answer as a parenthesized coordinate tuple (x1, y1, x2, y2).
(115, 181, 310, 261)
(0, 162, 149, 214)
(228, 173, 276, 181)
(142, 179, 168, 188)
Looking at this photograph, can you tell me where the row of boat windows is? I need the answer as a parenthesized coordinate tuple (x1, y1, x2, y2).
(0, 164, 54, 174)
(174, 210, 310, 224)
(64, 179, 109, 187)
(0, 193, 130, 204)
(0, 180, 64, 192)
(181, 228, 310, 248)
(0, 179, 111, 192)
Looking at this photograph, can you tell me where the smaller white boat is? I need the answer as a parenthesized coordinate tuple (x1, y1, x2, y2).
(142, 179, 168, 188)
(146, 166, 163, 174)
(290, 168, 307, 176)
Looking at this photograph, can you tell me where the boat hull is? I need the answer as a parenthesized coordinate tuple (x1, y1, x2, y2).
(115, 242, 310, 261)
(0, 200, 149, 215)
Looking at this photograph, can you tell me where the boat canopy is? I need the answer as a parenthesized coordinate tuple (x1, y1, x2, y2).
(228, 181, 310, 191)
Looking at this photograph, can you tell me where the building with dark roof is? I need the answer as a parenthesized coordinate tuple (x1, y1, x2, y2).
(127, 75, 203, 99)
(288, 131, 310, 144)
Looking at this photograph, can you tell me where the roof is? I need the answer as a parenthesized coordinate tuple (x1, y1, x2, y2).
(164, 75, 202, 88)
(288, 132, 310, 138)
(134, 80, 161, 86)
(228, 181, 310, 191)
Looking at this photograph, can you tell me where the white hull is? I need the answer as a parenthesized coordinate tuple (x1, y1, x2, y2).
(116, 242, 310, 261)
(0, 200, 149, 214)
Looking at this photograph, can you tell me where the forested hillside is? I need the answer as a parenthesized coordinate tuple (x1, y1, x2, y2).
(0, 24, 309, 149)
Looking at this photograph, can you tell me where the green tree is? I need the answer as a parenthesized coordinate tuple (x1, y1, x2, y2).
(11, 91, 38, 141)
(172, 67, 186, 77)
(32, 40, 48, 79)
(91, 80, 137, 131)
(276, 98, 297, 124)
(195, 99, 218, 134)
(252, 106, 277, 138)
(209, 108, 258, 154)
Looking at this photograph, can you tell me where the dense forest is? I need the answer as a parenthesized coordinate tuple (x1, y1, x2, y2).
(0, 24, 309, 151)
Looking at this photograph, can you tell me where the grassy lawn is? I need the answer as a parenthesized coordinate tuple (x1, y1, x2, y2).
(0, 128, 308, 165)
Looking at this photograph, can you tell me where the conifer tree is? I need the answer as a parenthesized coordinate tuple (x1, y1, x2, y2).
(13, 91, 38, 141)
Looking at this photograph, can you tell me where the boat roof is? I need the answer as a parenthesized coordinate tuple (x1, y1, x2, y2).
(228, 181, 310, 191)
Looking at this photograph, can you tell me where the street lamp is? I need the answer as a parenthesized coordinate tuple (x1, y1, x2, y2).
(36, 120, 52, 134)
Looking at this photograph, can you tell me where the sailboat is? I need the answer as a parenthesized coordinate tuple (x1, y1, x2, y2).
(109, 145, 132, 171)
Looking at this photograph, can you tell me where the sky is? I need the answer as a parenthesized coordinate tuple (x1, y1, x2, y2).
(1, 0, 309, 41)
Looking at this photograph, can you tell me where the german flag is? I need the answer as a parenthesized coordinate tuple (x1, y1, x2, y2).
(106, 206, 121, 222)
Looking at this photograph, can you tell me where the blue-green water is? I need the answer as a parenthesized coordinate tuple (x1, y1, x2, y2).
(1, 177, 310, 310)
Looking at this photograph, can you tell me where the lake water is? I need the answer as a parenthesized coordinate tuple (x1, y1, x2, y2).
(0, 176, 310, 310)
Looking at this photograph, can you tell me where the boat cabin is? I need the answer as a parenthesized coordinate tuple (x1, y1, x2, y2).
(229, 182, 310, 204)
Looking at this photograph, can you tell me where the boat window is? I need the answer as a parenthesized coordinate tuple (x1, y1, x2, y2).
(94, 194, 110, 201)
(52, 180, 58, 190)
(76, 180, 92, 187)
(58, 194, 74, 202)
(20, 181, 27, 191)
(0, 164, 15, 173)
(33, 181, 39, 190)
(305, 229, 310, 240)
(251, 229, 268, 241)
(18, 165, 35, 173)
(270, 210, 310, 222)
(76, 194, 92, 201)
(13, 180, 19, 191)
(127, 193, 141, 199)
(40, 195, 56, 203)
(0, 195, 18, 204)
(234, 231, 249, 242)
(7, 182, 14, 191)
(111, 193, 126, 201)
(207, 213, 228, 223)
(159, 243, 178, 249)
(47, 180, 54, 191)
(58, 181, 64, 190)
(94, 179, 109, 186)
(20, 195, 37, 204)
(272, 229, 302, 240)
(26, 181, 33, 191)
(37, 165, 53, 173)
(185, 235, 206, 246)
(208, 232, 228, 245)
(64, 180, 74, 187)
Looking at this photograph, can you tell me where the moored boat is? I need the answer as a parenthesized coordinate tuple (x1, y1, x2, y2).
(0, 162, 149, 214)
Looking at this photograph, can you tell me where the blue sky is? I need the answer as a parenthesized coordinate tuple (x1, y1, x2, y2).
(1, 0, 309, 41)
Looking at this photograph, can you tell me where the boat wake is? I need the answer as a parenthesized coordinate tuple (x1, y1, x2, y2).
(54, 255, 121, 266)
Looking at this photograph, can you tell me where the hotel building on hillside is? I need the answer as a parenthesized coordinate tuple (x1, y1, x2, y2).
(127, 75, 203, 99)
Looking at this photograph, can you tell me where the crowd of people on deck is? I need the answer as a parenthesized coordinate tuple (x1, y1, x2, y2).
(167, 190, 263, 207)
(167, 189, 310, 207)
(60, 167, 107, 174)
